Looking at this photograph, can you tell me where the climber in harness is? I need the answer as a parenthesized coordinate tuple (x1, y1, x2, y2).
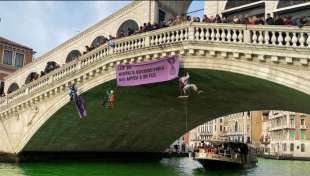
(178, 72, 202, 98)
(102, 89, 116, 108)
(68, 84, 87, 118)
(69, 83, 78, 101)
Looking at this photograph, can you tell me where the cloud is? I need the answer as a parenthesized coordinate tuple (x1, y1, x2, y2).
(0, 1, 130, 57)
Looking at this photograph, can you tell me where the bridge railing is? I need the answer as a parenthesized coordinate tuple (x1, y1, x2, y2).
(0, 22, 310, 112)
(192, 23, 245, 43)
(247, 25, 310, 47)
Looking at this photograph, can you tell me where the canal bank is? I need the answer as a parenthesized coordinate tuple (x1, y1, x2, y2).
(1, 157, 310, 176)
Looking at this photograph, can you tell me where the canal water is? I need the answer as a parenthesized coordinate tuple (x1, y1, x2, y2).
(0, 157, 309, 176)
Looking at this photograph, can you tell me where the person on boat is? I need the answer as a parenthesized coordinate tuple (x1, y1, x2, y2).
(178, 72, 202, 96)
(69, 84, 77, 101)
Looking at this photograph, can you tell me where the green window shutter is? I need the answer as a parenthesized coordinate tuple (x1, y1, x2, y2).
(301, 131, 305, 140)
(289, 131, 295, 140)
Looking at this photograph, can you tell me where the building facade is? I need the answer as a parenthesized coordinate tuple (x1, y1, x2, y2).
(261, 111, 272, 154)
(0, 36, 34, 95)
(268, 110, 310, 158)
(204, 0, 310, 18)
(187, 111, 262, 150)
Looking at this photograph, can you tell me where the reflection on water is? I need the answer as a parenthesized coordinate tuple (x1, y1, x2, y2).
(0, 158, 310, 176)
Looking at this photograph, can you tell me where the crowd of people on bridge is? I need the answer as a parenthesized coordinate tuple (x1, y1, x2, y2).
(116, 14, 309, 38)
(82, 13, 310, 55)
(199, 13, 310, 27)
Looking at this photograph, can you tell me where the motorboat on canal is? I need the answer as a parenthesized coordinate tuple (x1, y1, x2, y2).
(192, 140, 258, 169)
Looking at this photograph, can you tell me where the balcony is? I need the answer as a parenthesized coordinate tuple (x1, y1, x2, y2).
(300, 125, 307, 129)
(270, 123, 288, 131)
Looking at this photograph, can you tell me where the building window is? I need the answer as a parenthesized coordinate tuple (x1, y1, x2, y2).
(301, 115, 305, 126)
(277, 0, 308, 9)
(301, 144, 305, 152)
(0, 81, 4, 95)
(225, 0, 257, 10)
(301, 130, 305, 140)
(220, 125, 222, 132)
(283, 143, 287, 151)
(7, 83, 19, 94)
(290, 115, 295, 127)
(15, 53, 24, 67)
(276, 119, 280, 126)
(290, 143, 294, 152)
(289, 131, 295, 140)
(158, 9, 166, 23)
(235, 122, 238, 132)
(3, 50, 13, 65)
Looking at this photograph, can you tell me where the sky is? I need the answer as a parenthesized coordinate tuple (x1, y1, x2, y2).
(0, 1, 204, 58)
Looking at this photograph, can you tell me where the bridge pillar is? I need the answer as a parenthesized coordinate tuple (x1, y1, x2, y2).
(188, 24, 194, 41)
(145, 36, 150, 47)
(244, 29, 251, 44)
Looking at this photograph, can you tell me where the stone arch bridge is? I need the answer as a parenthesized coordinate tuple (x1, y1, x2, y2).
(1, 1, 310, 161)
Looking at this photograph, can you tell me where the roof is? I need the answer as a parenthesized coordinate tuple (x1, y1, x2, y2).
(0, 36, 33, 51)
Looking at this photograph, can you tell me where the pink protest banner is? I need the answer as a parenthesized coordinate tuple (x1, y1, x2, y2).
(116, 56, 180, 86)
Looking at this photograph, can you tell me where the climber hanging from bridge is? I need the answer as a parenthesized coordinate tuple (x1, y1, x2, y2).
(68, 84, 87, 118)
(69, 83, 78, 101)
(178, 72, 203, 98)
(102, 89, 116, 109)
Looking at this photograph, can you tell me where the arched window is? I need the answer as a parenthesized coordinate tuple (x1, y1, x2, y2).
(44, 61, 59, 74)
(117, 19, 139, 37)
(290, 143, 294, 152)
(91, 36, 107, 49)
(301, 144, 305, 152)
(7, 83, 19, 94)
(66, 50, 81, 63)
(25, 72, 39, 84)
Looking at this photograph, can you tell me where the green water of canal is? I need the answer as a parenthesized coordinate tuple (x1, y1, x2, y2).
(0, 158, 309, 176)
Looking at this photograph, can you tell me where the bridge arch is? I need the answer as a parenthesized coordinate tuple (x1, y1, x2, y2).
(91, 36, 107, 49)
(117, 19, 139, 36)
(43, 61, 60, 74)
(66, 50, 82, 63)
(7, 83, 19, 94)
(19, 66, 310, 154)
(25, 72, 39, 84)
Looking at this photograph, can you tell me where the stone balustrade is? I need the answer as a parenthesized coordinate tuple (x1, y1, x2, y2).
(0, 22, 310, 117)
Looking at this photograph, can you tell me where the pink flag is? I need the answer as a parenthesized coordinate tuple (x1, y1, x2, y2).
(116, 56, 180, 86)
